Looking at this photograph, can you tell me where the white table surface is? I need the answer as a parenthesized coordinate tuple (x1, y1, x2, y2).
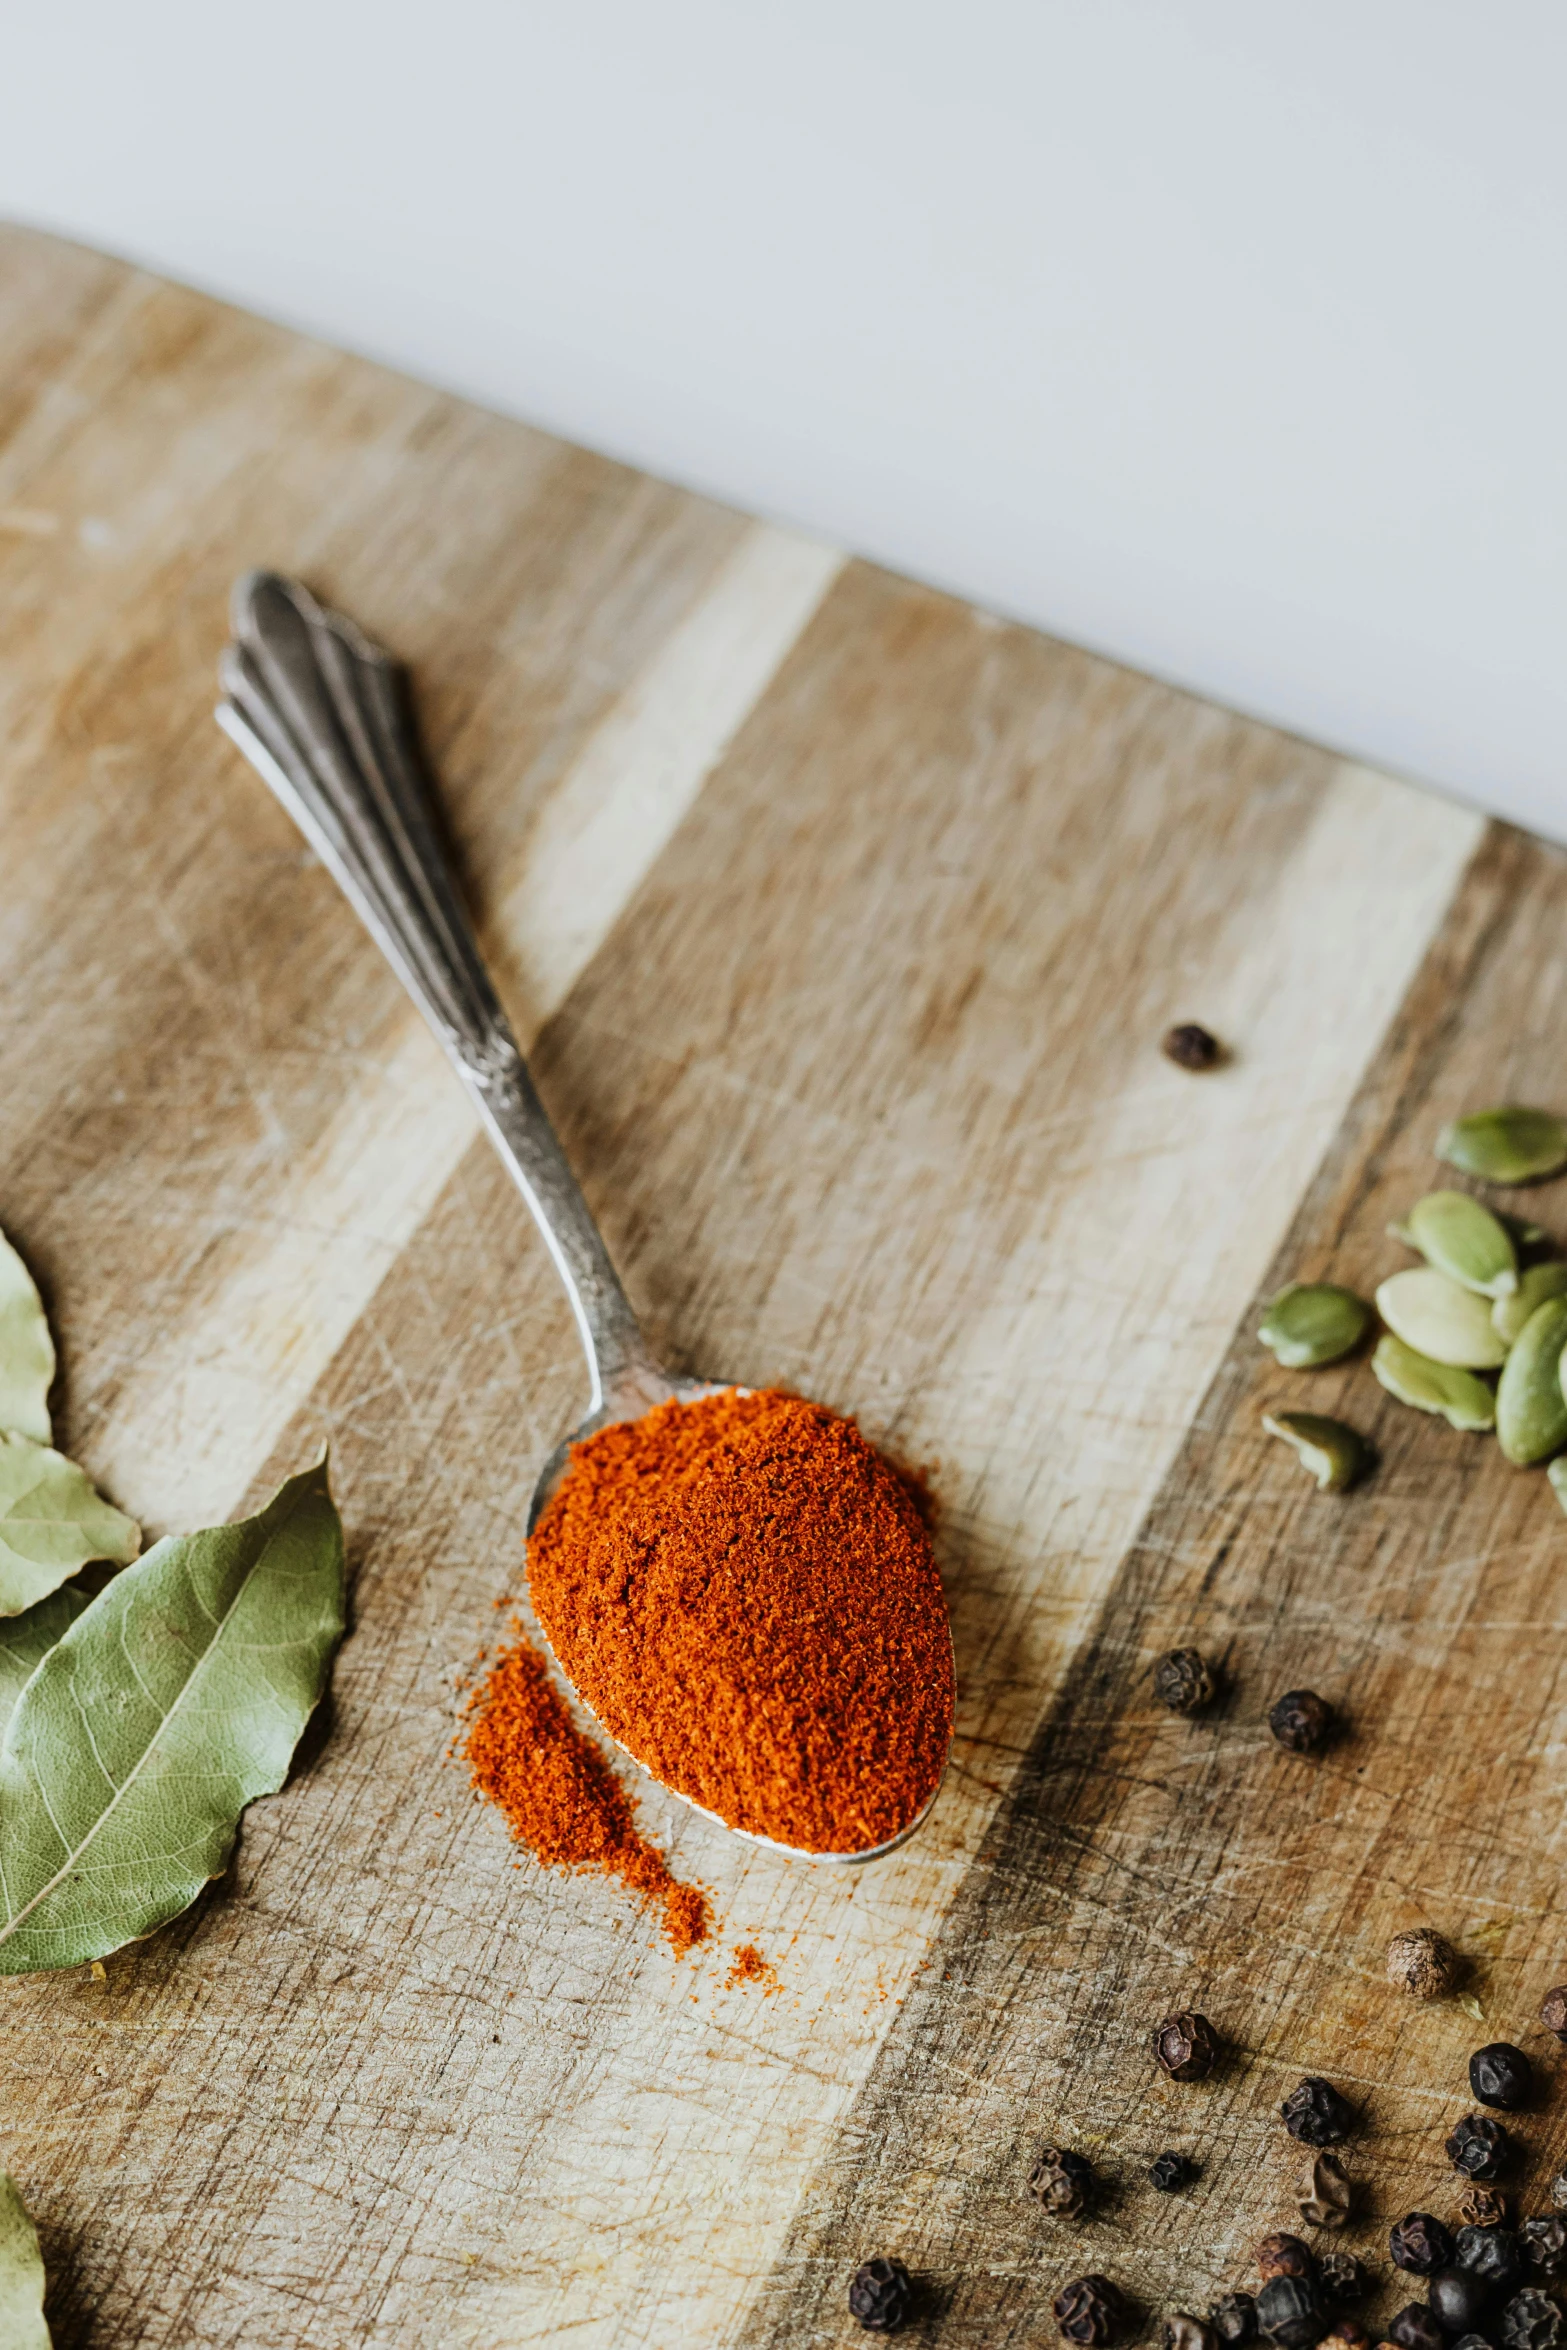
(4, 0, 1563, 838)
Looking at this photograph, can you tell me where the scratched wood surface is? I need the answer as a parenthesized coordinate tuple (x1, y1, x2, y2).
(0, 221, 1541, 2349)
(742, 824, 1567, 2345)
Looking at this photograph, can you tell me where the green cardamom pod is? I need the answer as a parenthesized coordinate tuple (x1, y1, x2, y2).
(1375, 1268, 1509, 1369)
(1438, 1105, 1567, 1186)
(1493, 1260, 1567, 1346)
(1405, 1190, 1517, 1298)
(1257, 1283, 1371, 1369)
(1371, 1334, 1496, 1431)
(1496, 1295, 1567, 1464)
(1549, 1457, 1567, 1516)
(1261, 1410, 1368, 1491)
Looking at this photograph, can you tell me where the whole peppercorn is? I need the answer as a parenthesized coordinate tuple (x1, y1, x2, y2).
(849, 2258, 913, 2334)
(1553, 2179, 1567, 2215)
(1155, 2012, 1223, 2083)
(1447, 2115, 1514, 2181)
(1212, 2295, 1259, 2346)
(1386, 1930, 1461, 2002)
(1459, 2186, 1511, 2229)
(1448, 2337, 1494, 2350)
(1389, 2305, 1446, 2350)
(1282, 2078, 1356, 2148)
(1054, 2275, 1127, 2347)
(1163, 1023, 1223, 1072)
(1155, 1648, 1218, 1715)
(1321, 2324, 1373, 2350)
(1430, 2268, 1495, 2335)
(1458, 2226, 1523, 2292)
(1316, 2254, 1366, 2306)
(1031, 2147, 1097, 2218)
(1501, 2292, 1565, 2350)
(1301, 2155, 1353, 2230)
(1393, 2217, 1457, 2275)
(1540, 1988, 1567, 2044)
(1166, 2317, 1219, 2350)
(1152, 2151, 1200, 2194)
(1257, 2276, 1324, 2350)
(1259, 2235, 1318, 2282)
(1270, 1690, 1336, 1755)
(1470, 2047, 1533, 2112)
(1520, 2222, 1567, 2283)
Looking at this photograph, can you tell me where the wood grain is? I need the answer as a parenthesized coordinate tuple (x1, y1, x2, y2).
(742, 824, 1567, 2346)
(0, 224, 1502, 2346)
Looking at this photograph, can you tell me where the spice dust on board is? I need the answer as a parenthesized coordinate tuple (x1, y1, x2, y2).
(526, 1387, 954, 1855)
(724, 1943, 780, 1992)
(464, 1632, 712, 1956)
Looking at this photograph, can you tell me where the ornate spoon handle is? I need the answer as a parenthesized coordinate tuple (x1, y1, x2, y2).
(216, 570, 665, 1415)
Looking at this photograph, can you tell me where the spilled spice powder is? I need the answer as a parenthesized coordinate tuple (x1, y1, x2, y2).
(725, 1944, 779, 1992)
(465, 1632, 711, 1955)
(527, 1387, 954, 1854)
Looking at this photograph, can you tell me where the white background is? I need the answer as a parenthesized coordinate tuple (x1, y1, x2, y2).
(4, 3, 1564, 833)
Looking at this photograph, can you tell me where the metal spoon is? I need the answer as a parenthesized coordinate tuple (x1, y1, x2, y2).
(216, 570, 945, 1864)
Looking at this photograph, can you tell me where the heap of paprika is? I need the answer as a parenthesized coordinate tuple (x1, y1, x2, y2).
(525, 1387, 953, 1856)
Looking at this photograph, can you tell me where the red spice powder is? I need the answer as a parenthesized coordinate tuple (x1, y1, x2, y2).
(725, 1943, 779, 1991)
(527, 1387, 954, 1855)
(464, 1633, 712, 1956)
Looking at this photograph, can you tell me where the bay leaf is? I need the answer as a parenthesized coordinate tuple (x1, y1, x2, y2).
(0, 2172, 51, 2350)
(0, 1587, 91, 1741)
(0, 1433, 140, 1618)
(0, 1230, 53, 1447)
(0, 1459, 344, 1975)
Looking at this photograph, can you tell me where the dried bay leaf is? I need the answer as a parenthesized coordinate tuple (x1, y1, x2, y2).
(0, 1587, 91, 1740)
(0, 1433, 139, 1617)
(0, 2172, 51, 2349)
(0, 1231, 53, 1447)
(0, 1460, 344, 1975)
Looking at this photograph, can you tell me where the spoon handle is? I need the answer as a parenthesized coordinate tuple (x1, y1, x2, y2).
(216, 569, 662, 1416)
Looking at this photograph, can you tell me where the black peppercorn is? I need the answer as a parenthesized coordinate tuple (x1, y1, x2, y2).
(1257, 2277, 1324, 2350)
(1448, 2336, 1494, 2350)
(1322, 2323, 1373, 2350)
(1541, 1988, 1567, 2044)
(1431, 2268, 1496, 2335)
(1521, 2224, 1567, 2284)
(1259, 2236, 1317, 2283)
(1166, 2317, 1220, 2350)
(1316, 2254, 1365, 2306)
(1054, 2275, 1128, 2347)
(1500, 2292, 1564, 2350)
(1155, 2012, 1223, 2082)
(1212, 2295, 1259, 2346)
(1300, 2152, 1353, 2230)
(1031, 2147, 1097, 2218)
(1460, 2187, 1511, 2229)
(1270, 1691, 1336, 1755)
(1390, 2305, 1447, 2350)
(1155, 1647, 1218, 1715)
(1163, 1023, 1223, 1072)
(849, 2258, 913, 2334)
(1459, 2228, 1523, 2292)
(1152, 2151, 1200, 2193)
(1470, 2047, 1533, 2112)
(1447, 2115, 1514, 2181)
(1553, 2179, 1567, 2215)
(1394, 2217, 1457, 2276)
(1281, 2078, 1355, 2147)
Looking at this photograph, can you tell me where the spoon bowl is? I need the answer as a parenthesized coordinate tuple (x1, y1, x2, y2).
(217, 570, 951, 1867)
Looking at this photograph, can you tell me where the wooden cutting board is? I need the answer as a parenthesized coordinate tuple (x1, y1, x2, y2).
(1, 222, 1562, 2350)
